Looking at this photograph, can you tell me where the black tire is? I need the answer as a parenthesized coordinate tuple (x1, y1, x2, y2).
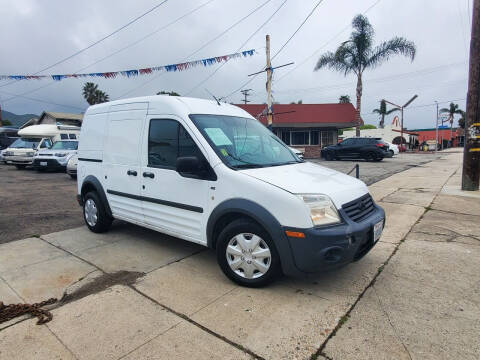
(83, 191, 112, 233)
(364, 152, 375, 162)
(69, 174, 77, 179)
(389, 150, 394, 157)
(15, 165, 26, 170)
(216, 218, 281, 287)
(324, 152, 334, 161)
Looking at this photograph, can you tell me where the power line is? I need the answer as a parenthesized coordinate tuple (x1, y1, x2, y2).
(273, 61, 467, 94)
(0, 89, 84, 111)
(185, 0, 288, 96)
(0, 0, 169, 89)
(274, 0, 382, 84)
(115, 0, 272, 99)
(1, 0, 213, 105)
(271, 0, 326, 61)
(223, 0, 328, 100)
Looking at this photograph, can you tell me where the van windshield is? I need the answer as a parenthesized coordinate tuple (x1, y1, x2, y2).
(10, 138, 40, 149)
(50, 141, 78, 150)
(190, 114, 301, 168)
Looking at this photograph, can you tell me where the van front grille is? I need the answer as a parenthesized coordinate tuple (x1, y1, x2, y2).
(342, 194, 375, 222)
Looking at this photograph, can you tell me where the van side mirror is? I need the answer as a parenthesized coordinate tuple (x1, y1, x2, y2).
(176, 156, 201, 174)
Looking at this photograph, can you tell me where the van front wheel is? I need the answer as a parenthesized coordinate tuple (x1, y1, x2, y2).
(83, 191, 112, 233)
(216, 219, 281, 287)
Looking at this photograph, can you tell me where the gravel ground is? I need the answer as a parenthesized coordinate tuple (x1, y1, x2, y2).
(0, 152, 442, 244)
(0, 165, 83, 244)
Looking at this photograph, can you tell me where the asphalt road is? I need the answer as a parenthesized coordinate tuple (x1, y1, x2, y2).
(309, 152, 442, 185)
(0, 152, 442, 244)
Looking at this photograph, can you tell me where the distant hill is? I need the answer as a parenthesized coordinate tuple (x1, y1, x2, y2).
(1, 110, 39, 128)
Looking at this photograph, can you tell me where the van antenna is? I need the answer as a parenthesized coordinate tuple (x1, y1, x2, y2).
(205, 89, 222, 106)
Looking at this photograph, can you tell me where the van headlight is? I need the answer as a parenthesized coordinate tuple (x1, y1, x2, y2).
(55, 153, 67, 157)
(299, 194, 341, 226)
(26, 152, 35, 157)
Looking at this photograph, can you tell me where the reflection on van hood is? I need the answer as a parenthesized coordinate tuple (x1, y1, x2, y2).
(239, 162, 369, 208)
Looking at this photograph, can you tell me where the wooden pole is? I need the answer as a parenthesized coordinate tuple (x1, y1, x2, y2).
(266, 35, 273, 127)
(462, 0, 480, 190)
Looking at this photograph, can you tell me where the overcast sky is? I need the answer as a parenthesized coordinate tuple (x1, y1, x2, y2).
(0, 0, 473, 128)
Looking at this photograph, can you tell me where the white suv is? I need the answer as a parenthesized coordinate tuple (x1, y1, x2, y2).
(33, 140, 78, 171)
(77, 96, 385, 287)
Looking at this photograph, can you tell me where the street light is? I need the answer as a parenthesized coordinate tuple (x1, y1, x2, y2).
(383, 95, 418, 150)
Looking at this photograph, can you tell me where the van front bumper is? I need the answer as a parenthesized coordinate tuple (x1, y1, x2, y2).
(283, 205, 385, 275)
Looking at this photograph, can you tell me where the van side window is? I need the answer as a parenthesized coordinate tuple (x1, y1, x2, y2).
(148, 119, 179, 169)
(148, 119, 203, 169)
(60, 134, 68, 140)
(69, 134, 77, 139)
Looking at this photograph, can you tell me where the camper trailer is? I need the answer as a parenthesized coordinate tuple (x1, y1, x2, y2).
(2, 124, 80, 169)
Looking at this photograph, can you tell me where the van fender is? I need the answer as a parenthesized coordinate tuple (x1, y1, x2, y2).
(206, 198, 298, 275)
(80, 175, 112, 217)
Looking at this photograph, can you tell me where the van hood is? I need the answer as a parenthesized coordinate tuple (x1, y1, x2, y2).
(239, 162, 369, 208)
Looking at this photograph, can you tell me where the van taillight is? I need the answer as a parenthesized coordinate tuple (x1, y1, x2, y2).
(376, 143, 385, 147)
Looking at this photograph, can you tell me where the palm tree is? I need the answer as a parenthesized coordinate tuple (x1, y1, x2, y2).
(440, 102, 464, 146)
(82, 82, 109, 105)
(372, 100, 399, 128)
(339, 95, 351, 103)
(314, 15, 416, 136)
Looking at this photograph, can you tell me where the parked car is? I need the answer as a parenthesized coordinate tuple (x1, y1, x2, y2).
(0, 127, 19, 150)
(66, 154, 78, 179)
(288, 146, 304, 159)
(321, 137, 389, 161)
(0, 149, 5, 164)
(33, 140, 78, 171)
(2, 137, 52, 169)
(77, 96, 385, 287)
(384, 142, 399, 157)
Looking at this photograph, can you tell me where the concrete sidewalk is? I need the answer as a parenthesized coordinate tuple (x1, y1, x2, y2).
(1, 151, 478, 360)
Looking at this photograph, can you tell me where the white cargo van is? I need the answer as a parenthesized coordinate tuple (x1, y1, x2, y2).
(77, 96, 385, 287)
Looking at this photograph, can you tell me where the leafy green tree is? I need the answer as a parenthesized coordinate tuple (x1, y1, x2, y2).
(339, 95, 351, 103)
(458, 110, 466, 129)
(82, 82, 109, 105)
(2, 119, 12, 126)
(315, 15, 416, 136)
(372, 100, 400, 128)
(157, 91, 180, 96)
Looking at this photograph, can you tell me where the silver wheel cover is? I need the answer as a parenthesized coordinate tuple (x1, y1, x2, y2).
(226, 233, 271, 279)
(84, 198, 98, 227)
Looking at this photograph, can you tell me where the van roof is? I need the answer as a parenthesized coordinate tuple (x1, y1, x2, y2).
(85, 95, 252, 119)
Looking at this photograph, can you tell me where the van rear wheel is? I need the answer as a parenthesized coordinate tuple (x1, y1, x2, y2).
(83, 191, 112, 233)
(15, 165, 26, 170)
(216, 219, 281, 287)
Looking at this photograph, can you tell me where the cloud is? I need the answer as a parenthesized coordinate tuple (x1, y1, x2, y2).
(0, 0, 471, 128)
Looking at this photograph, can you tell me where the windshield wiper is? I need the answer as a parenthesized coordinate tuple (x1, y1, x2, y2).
(233, 163, 265, 169)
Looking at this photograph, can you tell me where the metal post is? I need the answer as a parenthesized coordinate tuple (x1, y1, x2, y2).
(462, 0, 480, 190)
(400, 107, 404, 150)
(435, 101, 439, 153)
(266, 35, 273, 127)
(355, 164, 359, 179)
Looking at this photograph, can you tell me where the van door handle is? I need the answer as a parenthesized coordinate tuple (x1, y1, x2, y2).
(127, 170, 137, 176)
(143, 172, 155, 179)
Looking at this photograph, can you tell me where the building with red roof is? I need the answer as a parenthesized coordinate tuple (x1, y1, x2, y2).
(235, 103, 361, 158)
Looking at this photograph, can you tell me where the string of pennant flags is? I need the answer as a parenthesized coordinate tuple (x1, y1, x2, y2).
(0, 49, 256, 82)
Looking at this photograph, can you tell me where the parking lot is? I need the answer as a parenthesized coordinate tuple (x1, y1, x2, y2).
(1, 151, 477, 359)
(0, 152, 440, 245)
(0, 165, 83, 244)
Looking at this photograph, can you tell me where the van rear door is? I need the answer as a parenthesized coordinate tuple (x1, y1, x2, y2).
(104, 102, 148, 223)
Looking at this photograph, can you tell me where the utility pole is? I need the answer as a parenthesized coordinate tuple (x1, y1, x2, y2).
(266, 35, 273, 127)
(0, 103, 3, 128)
(435, 101, 439, 154)
(462, 0, 480, 191)
(240, 89, 252, 104)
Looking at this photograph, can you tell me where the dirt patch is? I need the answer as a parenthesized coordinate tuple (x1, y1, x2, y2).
(61, 271, 145, 304)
